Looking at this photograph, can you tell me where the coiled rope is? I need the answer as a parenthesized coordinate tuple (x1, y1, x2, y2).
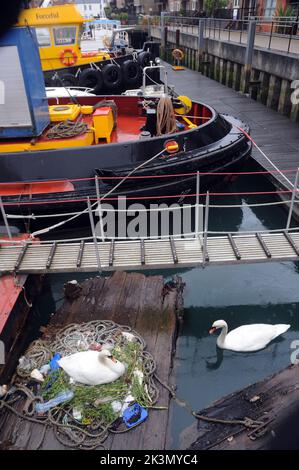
(156, 96, 177, 136)
(47, 120, 89, 140)
(1, 321, 159, 450)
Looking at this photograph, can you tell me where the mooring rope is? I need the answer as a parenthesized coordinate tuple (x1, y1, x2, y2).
(154, 373, 272, 441)
(47, 120, 89, 140)
(30, 147, 165, 238)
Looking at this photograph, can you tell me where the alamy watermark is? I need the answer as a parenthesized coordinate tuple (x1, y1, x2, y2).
(291, 80, 299, 105)
(94, 197, 203, 239)
(290, 340, 299, 365)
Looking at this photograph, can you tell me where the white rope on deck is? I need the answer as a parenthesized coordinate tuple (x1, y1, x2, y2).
(29, 148, 166, 238)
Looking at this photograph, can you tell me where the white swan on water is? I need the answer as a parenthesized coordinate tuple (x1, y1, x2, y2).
(209, 320, 290, 352)
(58, 349, 126, 386)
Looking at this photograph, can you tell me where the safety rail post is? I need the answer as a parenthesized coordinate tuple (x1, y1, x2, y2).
(268, 21, 274, 50)
(202, 191, 210, 266)
(197, 19, 205, 72)
(0, 196, 12, 239)
(287, 26, 292, 54)
(242, 19, 256, 94)
(240, 19, 244, 43)
(160, 11, 167, 58)
(87, 197, 101, 271)
(195, 171, 200, 237)
(95, 176, 105, 242)
(286, 167, 299, 231)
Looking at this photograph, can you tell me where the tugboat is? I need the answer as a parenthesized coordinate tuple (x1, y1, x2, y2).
(16, 4, 160, 93)
(0, 27, 252, 222)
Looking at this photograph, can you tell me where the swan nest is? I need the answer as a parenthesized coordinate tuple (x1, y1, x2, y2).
(8, 321, 159, 448)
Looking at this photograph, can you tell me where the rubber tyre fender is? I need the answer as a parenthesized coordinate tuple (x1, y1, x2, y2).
(121, 60, 140, 86)
(137, 51, 151, 68)
(44, 76, 53, 87)
(45, 75, 60, 87)
(102, 63, 122, 89)
(78, 68, 103, 94)
(59, 73, 78, 87)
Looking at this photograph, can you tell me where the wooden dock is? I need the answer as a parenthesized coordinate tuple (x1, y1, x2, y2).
(1, 231, 299, 274)
(165, 63, 299, 191)
(0, 271, 184, 450)
(182, 363, 299, 450)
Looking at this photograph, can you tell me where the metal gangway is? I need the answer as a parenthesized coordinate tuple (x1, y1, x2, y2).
(1, 230, 299, 274)
(1, 168, 299, 274)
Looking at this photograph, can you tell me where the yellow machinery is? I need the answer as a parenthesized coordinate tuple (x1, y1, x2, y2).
(49, 104, 81, 122)
(173, 95, 196, 129)
(17, 5, 111, 72)
(93, 107, 114, 143)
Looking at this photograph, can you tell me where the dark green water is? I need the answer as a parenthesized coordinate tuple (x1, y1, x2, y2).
(30, 166, 299, 449)
(169, 170, 299, 448)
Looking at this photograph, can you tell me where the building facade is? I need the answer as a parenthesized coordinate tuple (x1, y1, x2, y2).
(225, 0, 297, 18)
(75, 0, 107, 18)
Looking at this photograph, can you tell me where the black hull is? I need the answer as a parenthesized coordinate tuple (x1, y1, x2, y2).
(0, 101, 252, 232)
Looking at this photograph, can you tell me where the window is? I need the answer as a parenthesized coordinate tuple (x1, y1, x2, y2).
(264, 0, 277, 18)
(191, 1, 197, 10)
(35, 27, 51, 47)
(89, 5, 92, 10)
(53, 26, 77, 46)
(233, 0, 240, 7)
(84, 4, 87, 10)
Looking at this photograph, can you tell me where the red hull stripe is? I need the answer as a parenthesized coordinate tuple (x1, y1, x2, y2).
(0, 181, 74, 196)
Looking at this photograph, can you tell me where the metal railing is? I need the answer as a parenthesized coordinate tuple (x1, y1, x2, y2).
(1, 169, 299, 251)
(160, 15, 299, 54)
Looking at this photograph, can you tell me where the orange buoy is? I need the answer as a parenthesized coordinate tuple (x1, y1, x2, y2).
(59, 48, 78, 67)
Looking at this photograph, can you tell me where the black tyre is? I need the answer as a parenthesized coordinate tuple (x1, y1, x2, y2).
(137, 51, 151, 68)
(102, 63, 122, 89)
(121, 60, 140, 86)
(60, 73, 78, 87)
(45, 76, 59, 87)
(78, 68, 103, 94)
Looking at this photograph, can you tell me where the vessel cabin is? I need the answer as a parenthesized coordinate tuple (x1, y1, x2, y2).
(16, 5, 110, 71)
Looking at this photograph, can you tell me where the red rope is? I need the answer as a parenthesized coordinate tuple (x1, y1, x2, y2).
(1, 189, 295, 207)
(0, 167, 297, 186)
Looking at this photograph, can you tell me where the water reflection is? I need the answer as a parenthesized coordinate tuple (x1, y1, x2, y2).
(205, 346, 224, 370)
(170, 162, 299, 449)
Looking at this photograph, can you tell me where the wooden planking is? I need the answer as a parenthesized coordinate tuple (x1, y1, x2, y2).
(0, 272, 184, 451)
(164, 63, 299, 194)
(1, 233, 299, 274)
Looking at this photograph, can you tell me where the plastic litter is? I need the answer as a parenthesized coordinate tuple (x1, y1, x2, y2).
(35, 390, 74, 414)
(50, 353, 61, 370)
(133, 369, 144, 385)
(121, 332, 136, 342)
(0, 385, 8, 397)
(18, 355, 34, 372)
(72, 408, 82, 421)
(39, 364, 51, 376)
(123, 403, 148, 428)
(30, 369, 44, 382)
